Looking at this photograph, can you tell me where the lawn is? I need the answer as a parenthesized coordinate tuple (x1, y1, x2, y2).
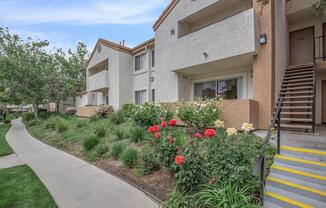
(22, 102, 275, 207)
(0, 124, 13, 156)
(0, 165, 57, 208)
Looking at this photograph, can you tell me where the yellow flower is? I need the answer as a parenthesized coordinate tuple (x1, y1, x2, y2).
(242, 123, 254, 133)
(226, 128, 237, 136)
(214, 120, 225, 128)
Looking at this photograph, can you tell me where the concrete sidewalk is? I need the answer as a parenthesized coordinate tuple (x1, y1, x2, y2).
(0, 153, 24, 169)
(6, 119, 158, 208)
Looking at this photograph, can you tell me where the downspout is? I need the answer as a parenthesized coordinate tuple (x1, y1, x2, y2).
(146, 42, 152, 102)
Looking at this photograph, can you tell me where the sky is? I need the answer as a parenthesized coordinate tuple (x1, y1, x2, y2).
(0, 0, 170, 51)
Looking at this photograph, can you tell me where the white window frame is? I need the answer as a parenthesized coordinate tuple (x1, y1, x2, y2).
(135, 53, 146, 71)
(134, 90, 147, 105)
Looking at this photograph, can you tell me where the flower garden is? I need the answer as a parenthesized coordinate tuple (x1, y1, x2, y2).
(22, 100, 275, 207)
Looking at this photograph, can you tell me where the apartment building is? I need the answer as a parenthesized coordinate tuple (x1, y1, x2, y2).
(78, 0, 326, 131)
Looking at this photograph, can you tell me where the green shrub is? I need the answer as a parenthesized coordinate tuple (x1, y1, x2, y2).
(38, 108, 48, 119)
(45, 117, 58, 130)
(177, 100, 221, 129)
(94, 125, 107, 138)
(96, 105, 114, 118)
(57, 121, 68, 132)
(140, 146, 160, 174)
(121, 103, 136, 118)
(76, 120, 86, 128)
(114, 127, 125, 140)
(95, 144, 109, 157)
(130, 127, 145, 143)
(132, 102, 173, 126)
(90, 114, 100, 122)
(111, 143, 125, 159)
(162, 189, 190, 208)
(21, 112, 35, 122)
(120, 148, 138, 168)
(27, 119, 40, 127)
(110, 110, 125, 125)
(83, 136, 100, 151)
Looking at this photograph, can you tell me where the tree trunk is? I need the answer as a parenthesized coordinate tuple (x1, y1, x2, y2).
(56, 101, 60, 112)
(32, 103, 39, 118)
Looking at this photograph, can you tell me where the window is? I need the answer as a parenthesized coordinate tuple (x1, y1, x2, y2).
(135, 53, 146, 71)
(194, 78, 242, 100)
(151, 89, 155, 102)
(151, 50, 155, 67)
(135, 90, 146, 105)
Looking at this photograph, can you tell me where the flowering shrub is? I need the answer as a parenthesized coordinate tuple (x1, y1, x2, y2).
(96, 105, 114, 118)
(132, 102, 173, 127)
(65, 107, 77, 115)
(155, 132, 161, 139)
(175, 155, 185, 165)
(161, 121, 167, 127)
(177, 100, 221, 129)
(226, 128, 237, 136)
(169, 119, 177, 126)
(242, 123, 255, 133)
(194, 133, 202, 139)
(148, 125, 160, 133)
(214, 119, 225, 129)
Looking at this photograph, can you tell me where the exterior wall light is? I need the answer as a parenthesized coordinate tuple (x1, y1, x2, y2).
(203, 52, 208, 58)
(259, 34, 267, 45)
(170, 28, 175, 35)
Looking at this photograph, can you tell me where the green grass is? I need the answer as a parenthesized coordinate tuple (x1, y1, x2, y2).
(0, 124, 13, 156)
(0, 165, 57, 208)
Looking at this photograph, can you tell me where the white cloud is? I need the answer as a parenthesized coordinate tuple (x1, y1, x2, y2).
(0, 0, 169, 25)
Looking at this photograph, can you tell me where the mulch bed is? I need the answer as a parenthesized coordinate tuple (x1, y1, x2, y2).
(97, 159, 174, 201)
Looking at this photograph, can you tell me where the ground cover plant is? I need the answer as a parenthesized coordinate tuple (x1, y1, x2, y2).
(0, 165, 57, 208)
(0, 123, 12, 156)
(23, 101, 275, 205)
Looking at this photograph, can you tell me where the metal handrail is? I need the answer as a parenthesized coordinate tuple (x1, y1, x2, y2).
(314, 35, 326, 62)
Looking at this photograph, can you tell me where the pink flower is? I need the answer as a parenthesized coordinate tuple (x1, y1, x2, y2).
(204, 129, 216, 138)
(194, 133, 203, 139)
(155, 132, 161, 139)
(175, 155, 185, 165)
(169, 119, 177, 126)
(161, 121, 167, 127)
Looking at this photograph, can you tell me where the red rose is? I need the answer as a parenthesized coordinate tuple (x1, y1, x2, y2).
(194, 132, 203, 139)
(169, 119, 177, 126)
(167, 136, 174, 144)
(175, 155, 185, 165)
(147, 126, 153, 133)
(204, 129, 216, 138)
(155, 132, 161, 139)
(152, 125, 160, 133)
(161, 121, 167, 127)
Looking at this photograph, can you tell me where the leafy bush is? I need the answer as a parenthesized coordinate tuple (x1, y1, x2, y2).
(177, 100, 221, 129)
(163, 189, 190, 208)
(38, 108, 48, 119)
(4, 119, 10, 124)
(114, 127, 125, 140)
(45, 117, 58, 130)
(140, 146, 160, 174)
(121, 103, 136, 118)
(94, 125, 107, 138)
(57, 120, 68, 132)
(83, 136, 100, 151)
(132, 102, 173, 126)
(27, 119, 40, 127)
(130, 127, 145, 143)
(21, 112, 35, 122)
(65, 107, 77, 115)
(90, 114, 100, 122)
(96, 105, 114, 118)
(120, 148, 138, 168)
(76, 120, 86, 128)
(95, 144, 109, 157)
(111, 143, 125, 159)
(110, 110, 125, 125)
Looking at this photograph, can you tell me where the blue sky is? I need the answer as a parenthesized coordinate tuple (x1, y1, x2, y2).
(0, 0, 169, 51)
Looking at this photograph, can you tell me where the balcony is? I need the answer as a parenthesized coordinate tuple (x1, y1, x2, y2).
(170, 9, 257, 71)
(88, 70, 109, 92)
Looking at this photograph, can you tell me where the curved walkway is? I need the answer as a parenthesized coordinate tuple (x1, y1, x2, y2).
(6, 119, 158, 208)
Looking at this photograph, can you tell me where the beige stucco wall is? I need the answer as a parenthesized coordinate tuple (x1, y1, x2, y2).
(252, 0, 275, 129)
(76, 106, 98, 117)
(316, 70, 326, 124)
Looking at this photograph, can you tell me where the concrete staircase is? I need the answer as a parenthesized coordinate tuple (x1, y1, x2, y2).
(264, 145, 326, 208)
(275, 63, 315, 132)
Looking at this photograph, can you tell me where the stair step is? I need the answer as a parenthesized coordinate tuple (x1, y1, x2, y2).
(279, 124, 313, 129)
(283, 101, 313, 104)
(283, 78, 314, 83)
(263, 200, 284, 208)
(283, 75, 313, 80)
(279, 118, 313, 122)
(280, 112, 313, 115)
(281, 106, 312, 110)
(266, 176, 326, 202)
(281, 86, 313, 91)
(265, 185, 326, 207)
(286, 63, 314, 70)
(271, 164, 326, 185)
(284, 71, 314, 77)
(283, 82, 314, 87)
(275, 155, 326, 171)
(281, 146, 326, 162)
(281, 95, 313, 99)
(285, 68, 314, 74)
(280, 91, 313, 95)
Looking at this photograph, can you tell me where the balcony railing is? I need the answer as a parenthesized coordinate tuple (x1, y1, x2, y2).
(88, 70, 109, 92)
(314, 35, 326, 62)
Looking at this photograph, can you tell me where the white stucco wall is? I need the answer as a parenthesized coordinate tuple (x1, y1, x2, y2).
(76, 94, 88, 108)
(155, 0, 256, 102)
(119, 52, 133, 107)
